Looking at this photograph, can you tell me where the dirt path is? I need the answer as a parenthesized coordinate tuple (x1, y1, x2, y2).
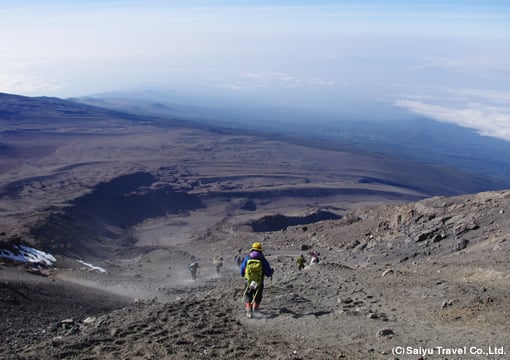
(5, 241, 509, 360)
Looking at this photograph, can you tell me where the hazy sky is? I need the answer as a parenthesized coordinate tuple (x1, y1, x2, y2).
(1, 0, 509, 140)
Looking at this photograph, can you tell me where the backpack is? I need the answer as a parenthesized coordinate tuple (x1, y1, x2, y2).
(244, 259, 263, 288)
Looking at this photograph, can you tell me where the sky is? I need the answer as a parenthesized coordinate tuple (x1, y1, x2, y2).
(1, 0, 510, 140)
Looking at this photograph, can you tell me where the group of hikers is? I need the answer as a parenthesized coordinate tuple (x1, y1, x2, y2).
(296, 250, 320, 270)
(188, 255, 224, 280)
(188, 242, 320, 318)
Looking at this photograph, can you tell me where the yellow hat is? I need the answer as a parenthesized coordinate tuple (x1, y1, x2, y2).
(251, 242, 263, 251)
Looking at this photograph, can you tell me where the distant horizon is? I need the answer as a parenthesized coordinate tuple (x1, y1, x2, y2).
(2, 86, 510, 184)
(1, 0, 509, 141)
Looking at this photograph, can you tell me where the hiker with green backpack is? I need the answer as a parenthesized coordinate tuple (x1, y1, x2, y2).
(240, 242, 274, 318)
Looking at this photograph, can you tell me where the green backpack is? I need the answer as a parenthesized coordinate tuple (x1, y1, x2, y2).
(244, 259, 263, 288)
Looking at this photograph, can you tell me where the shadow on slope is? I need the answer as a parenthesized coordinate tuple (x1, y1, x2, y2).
(31, 172, 205, 259)
(249, 210, 342, 232)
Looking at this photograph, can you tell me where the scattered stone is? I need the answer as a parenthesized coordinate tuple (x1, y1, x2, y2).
(82, 316, 96, 325)
(347, 240, 360, 250)
(381, 269, 394, 277)
(456, 239, 469, 251)
(51, 336, 64, 347)
(432, 233, 444, 242)
(25, 267, 47, 276)
(376, 328, 394, 338)
(484, 297, 495, 304)
(442, 300, 454, 308)
(416, 231, 434, 242)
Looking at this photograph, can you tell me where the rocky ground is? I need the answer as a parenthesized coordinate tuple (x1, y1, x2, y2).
(1, 93, 509, 359)
(1, 190, 509, 360)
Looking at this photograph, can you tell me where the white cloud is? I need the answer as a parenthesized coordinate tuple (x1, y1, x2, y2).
(244, 72, 335, 89)
(415, 57, 510, 73)
(0, 1, 508, 101)
(450, 88, 510, 104)
(394, 95, 510, 142)
(0, 74, 62, 95)
(205, 72, 336, 94)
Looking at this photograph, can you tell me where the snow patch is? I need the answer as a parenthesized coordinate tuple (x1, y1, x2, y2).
(0, 245, 56, 266)
(77, 260, 107, 273)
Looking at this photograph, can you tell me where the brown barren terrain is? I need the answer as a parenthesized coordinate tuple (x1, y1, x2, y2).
(1, 93, 509, 359)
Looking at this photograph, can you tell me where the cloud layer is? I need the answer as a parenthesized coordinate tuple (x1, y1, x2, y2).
(395, 89, 510, 141)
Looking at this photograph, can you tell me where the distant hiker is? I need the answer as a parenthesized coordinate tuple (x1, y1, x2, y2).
(240, 242, 274, 318)
(213, 256, 223, 274)
(189, 258, 199, 280)
(234, 254, 242, 267)
(235, 248, 243, 267)
(309, 251, 320, 265)
(296, 253, 305, 270)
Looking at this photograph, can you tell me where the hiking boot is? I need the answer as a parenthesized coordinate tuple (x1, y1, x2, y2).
(244, 303, 253, 318)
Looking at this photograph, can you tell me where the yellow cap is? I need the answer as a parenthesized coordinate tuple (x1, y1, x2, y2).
(251, 242, 263, 251)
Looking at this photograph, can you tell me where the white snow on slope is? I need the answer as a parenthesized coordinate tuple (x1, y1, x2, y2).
(0, 245, 56, 266)
(0, 244, 107, 274)
(77, 260, 107, 273)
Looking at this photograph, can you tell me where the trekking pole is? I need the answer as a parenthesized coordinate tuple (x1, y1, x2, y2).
(241, 280, 244, 303)
(269, 276, 272, 312)
(242, 280, 248, 304)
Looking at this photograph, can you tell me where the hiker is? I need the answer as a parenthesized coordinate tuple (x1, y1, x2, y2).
(234, 248, 242, 267)
(240, 242, 274, 318)
(296, 253, 305, 270)
(213, 256, 223, 274)
(309, 251, 320, 265)
(189, 258, 199, 280)
(234, 254, 242, 267)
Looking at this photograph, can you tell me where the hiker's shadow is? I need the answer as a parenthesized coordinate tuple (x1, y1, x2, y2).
(260, 307, 331, 319)
(256, 311, 279, 319)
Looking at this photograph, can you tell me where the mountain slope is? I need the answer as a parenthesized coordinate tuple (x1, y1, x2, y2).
(1, 92, 508, 261)
(1, 92, 509, 358)
(1, 189, 509, 359)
